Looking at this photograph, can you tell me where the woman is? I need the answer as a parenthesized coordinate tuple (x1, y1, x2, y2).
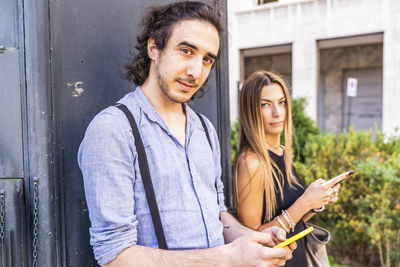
(234, 71, 341, 266)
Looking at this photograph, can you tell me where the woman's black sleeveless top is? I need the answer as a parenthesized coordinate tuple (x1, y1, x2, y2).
(262, 150, 307, 267)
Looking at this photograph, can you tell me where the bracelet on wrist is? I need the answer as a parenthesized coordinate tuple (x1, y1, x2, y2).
(275, 215, 290, 233)
(312, 206, 325, 213)
(281, 210, 295, 232)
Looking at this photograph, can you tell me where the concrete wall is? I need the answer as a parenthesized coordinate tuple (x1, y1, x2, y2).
(228, 0, 400, 135)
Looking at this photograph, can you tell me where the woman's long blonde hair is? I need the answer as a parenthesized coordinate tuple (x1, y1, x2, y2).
(234, 70, 300, 223)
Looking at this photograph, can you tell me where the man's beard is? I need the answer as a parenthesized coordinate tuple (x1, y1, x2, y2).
(155, 61, 197, 104)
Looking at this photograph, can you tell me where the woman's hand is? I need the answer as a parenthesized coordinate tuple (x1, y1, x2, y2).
(299, 178, 336, 211)
(327, 183, 341, 205)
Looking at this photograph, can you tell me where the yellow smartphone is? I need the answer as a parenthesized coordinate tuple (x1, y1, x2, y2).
(273, 226, 314, 248)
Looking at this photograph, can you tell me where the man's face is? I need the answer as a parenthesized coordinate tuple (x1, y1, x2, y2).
(153, 19, 220, 103)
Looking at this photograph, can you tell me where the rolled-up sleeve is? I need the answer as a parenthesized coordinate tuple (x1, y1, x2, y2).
(78, 110, 138, 265)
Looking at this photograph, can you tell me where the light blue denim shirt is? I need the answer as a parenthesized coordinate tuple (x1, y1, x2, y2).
(78, 87, 227, 265)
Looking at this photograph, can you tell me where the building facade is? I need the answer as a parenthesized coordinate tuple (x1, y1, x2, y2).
(228, 0, 400, 135)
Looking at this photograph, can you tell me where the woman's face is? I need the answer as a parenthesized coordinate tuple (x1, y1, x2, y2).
(260, 83, 286, 137)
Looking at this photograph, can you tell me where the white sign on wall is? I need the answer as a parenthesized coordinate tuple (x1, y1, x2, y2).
(347, 77, 358, 97)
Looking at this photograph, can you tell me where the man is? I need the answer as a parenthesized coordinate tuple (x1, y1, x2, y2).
(78, 2, 296, 266)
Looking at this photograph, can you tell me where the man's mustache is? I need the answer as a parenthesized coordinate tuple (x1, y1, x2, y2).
(176, 78, 198, 87)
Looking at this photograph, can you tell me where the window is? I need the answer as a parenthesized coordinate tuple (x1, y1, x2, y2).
(258, 0, 278, 5)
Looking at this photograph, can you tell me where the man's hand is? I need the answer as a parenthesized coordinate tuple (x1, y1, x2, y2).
(225, 231, 294, 267)
(261, 226, 285, 246)
(262, 226, 297, 251)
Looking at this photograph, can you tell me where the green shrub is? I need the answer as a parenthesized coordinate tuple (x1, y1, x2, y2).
(294, 128, 400, 266)
(291, 98, 321, 162)
(231, 120, 239, 168)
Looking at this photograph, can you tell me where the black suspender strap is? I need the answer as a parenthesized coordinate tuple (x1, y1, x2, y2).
(195, 112, 212, 151)
(114, 103, 168, 250)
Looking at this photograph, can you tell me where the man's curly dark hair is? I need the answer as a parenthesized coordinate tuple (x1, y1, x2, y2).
(124, 1, 223, 99)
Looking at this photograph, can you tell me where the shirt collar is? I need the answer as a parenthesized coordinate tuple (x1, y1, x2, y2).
(185, 104, 203, 130)
(132, 86, 163, 125)
(132, 86, 202, 130)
